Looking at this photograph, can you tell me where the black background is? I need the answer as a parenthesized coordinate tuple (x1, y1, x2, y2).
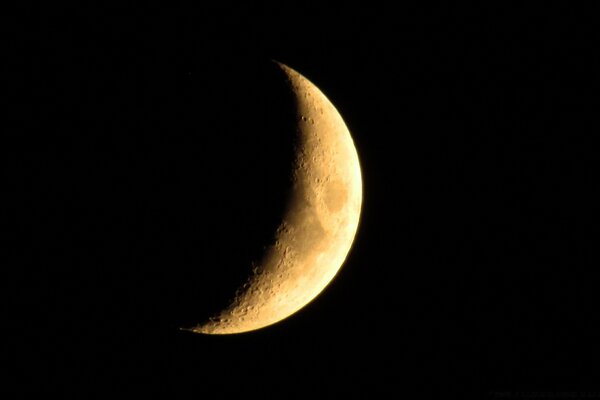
(5, 4, 598, 397)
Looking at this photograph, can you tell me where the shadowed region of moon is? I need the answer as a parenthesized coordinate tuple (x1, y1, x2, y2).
(7, 57, 359, 336)
(142, 59, 301, 327)
(27, 57, 302, 331)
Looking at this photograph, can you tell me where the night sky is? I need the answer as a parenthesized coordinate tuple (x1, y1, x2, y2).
(5, 4, 598, 397)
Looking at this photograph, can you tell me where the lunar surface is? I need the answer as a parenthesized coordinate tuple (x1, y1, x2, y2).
(189, 62, 362, 334)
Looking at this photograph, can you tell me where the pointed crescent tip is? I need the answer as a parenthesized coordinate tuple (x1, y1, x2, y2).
(270, 59, 295, 75)
(178, 326, 200, 334)
(270, 60, 302, 88)
(270, 58, 284, 67)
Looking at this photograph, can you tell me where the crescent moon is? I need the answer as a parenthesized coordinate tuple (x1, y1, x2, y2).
(190, 62, 362, 334)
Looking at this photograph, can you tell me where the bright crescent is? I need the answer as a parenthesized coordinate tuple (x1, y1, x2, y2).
(190, 62, 362, 334)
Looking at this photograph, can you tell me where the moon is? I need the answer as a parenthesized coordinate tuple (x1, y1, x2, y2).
(189, 62, 362, 334)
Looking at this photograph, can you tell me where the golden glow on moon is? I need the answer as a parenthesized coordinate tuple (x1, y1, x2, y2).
(190, 62, 362, 334)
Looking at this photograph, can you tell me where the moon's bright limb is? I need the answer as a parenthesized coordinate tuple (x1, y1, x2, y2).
(190, 62, 362, 334)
